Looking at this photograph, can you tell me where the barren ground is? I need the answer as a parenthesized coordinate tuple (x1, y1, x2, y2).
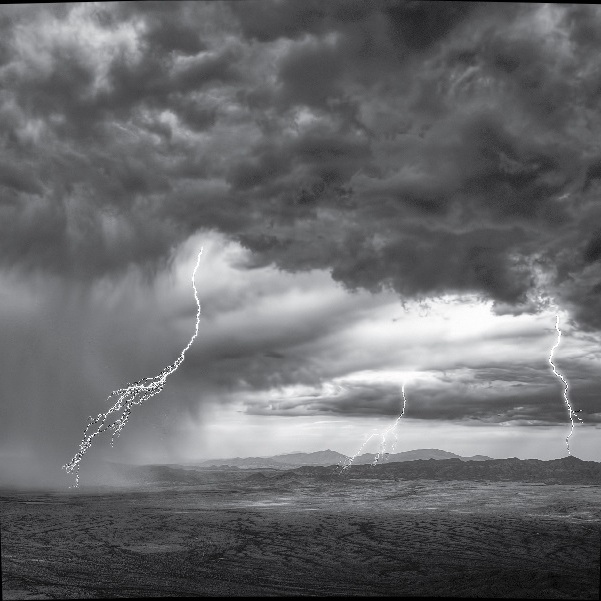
(1, 477, 599, 598)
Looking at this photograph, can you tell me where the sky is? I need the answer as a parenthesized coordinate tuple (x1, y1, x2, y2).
(1, 1, 600, 487)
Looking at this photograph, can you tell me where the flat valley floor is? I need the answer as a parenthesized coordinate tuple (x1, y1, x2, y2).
(2, 477, 600, 598)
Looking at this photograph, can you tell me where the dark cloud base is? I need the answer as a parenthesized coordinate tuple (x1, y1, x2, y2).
(1, 2, 601, 330)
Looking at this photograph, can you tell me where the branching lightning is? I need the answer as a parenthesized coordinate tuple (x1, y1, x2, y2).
(548, 313, 583, 456)
(340, 382, 408, 472)
(339, 432, 378, 472)
(372, 383, 408, 466)
(63, 248, 204, 487)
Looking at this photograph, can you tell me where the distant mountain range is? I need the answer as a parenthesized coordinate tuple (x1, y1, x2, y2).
(195, 448, 493, 469)
(107, 455, 601, 487)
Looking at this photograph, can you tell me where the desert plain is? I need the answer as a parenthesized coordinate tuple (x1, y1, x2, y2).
(1, 469, 600, 598)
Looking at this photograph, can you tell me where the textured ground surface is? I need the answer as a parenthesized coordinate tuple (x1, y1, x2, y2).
(2, 478, 600, 598)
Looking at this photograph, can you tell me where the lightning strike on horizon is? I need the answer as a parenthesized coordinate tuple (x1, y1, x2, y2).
(548, 313, 583, 456)
(340, 382, 408, 472)
(372, 382, 408, 466)
(339, 431, 378, 472)
(63, 248, 203, 487)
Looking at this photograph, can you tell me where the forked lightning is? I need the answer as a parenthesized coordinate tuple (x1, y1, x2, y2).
(341, 382, 408, 472)
(548, 314, 583, 456)
(63, 249, 203, 487)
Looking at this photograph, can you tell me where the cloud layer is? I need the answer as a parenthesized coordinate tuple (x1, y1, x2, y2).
(1, 2, 601, 329)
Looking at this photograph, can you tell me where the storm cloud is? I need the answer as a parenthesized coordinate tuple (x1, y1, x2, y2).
(1, 2, 601, 482)
(0, 2, 600, 326)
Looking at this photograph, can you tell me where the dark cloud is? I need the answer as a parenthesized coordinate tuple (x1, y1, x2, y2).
(383, 0, 476, 52)
(277, 39, 345, 109)
(245, 369, 601, 425)
(583, 230, 601, 264)
(141, 9, 207, 56)
(1, 1, 601, 333)
(229, 0, 333, 43)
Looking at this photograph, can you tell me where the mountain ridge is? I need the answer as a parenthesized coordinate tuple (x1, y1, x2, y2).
(286, 455, 601, 485)
(194, 448, 494, 469)
(106, 455, 601, 487)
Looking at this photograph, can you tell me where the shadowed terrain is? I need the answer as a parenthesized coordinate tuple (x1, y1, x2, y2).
(2, 460, 600, 598)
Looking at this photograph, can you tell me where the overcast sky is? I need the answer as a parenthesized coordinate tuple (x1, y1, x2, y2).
(1, 1, 600, 487)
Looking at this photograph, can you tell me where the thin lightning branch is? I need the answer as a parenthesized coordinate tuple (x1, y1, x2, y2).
(63, 248, 204, 487)
(340, 382, 408, 472)
(548, 314, 583, 456)
(340, 432, 378, 472)
(372, 383, 408, 466)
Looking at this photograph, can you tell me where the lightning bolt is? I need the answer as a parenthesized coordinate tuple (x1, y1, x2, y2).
(63, 248, 203, 487)
(339, 431, 379, 472)
(372, 382, 408, 466)
(340, 382, 408, 472)
(548, 313, 583, 456)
